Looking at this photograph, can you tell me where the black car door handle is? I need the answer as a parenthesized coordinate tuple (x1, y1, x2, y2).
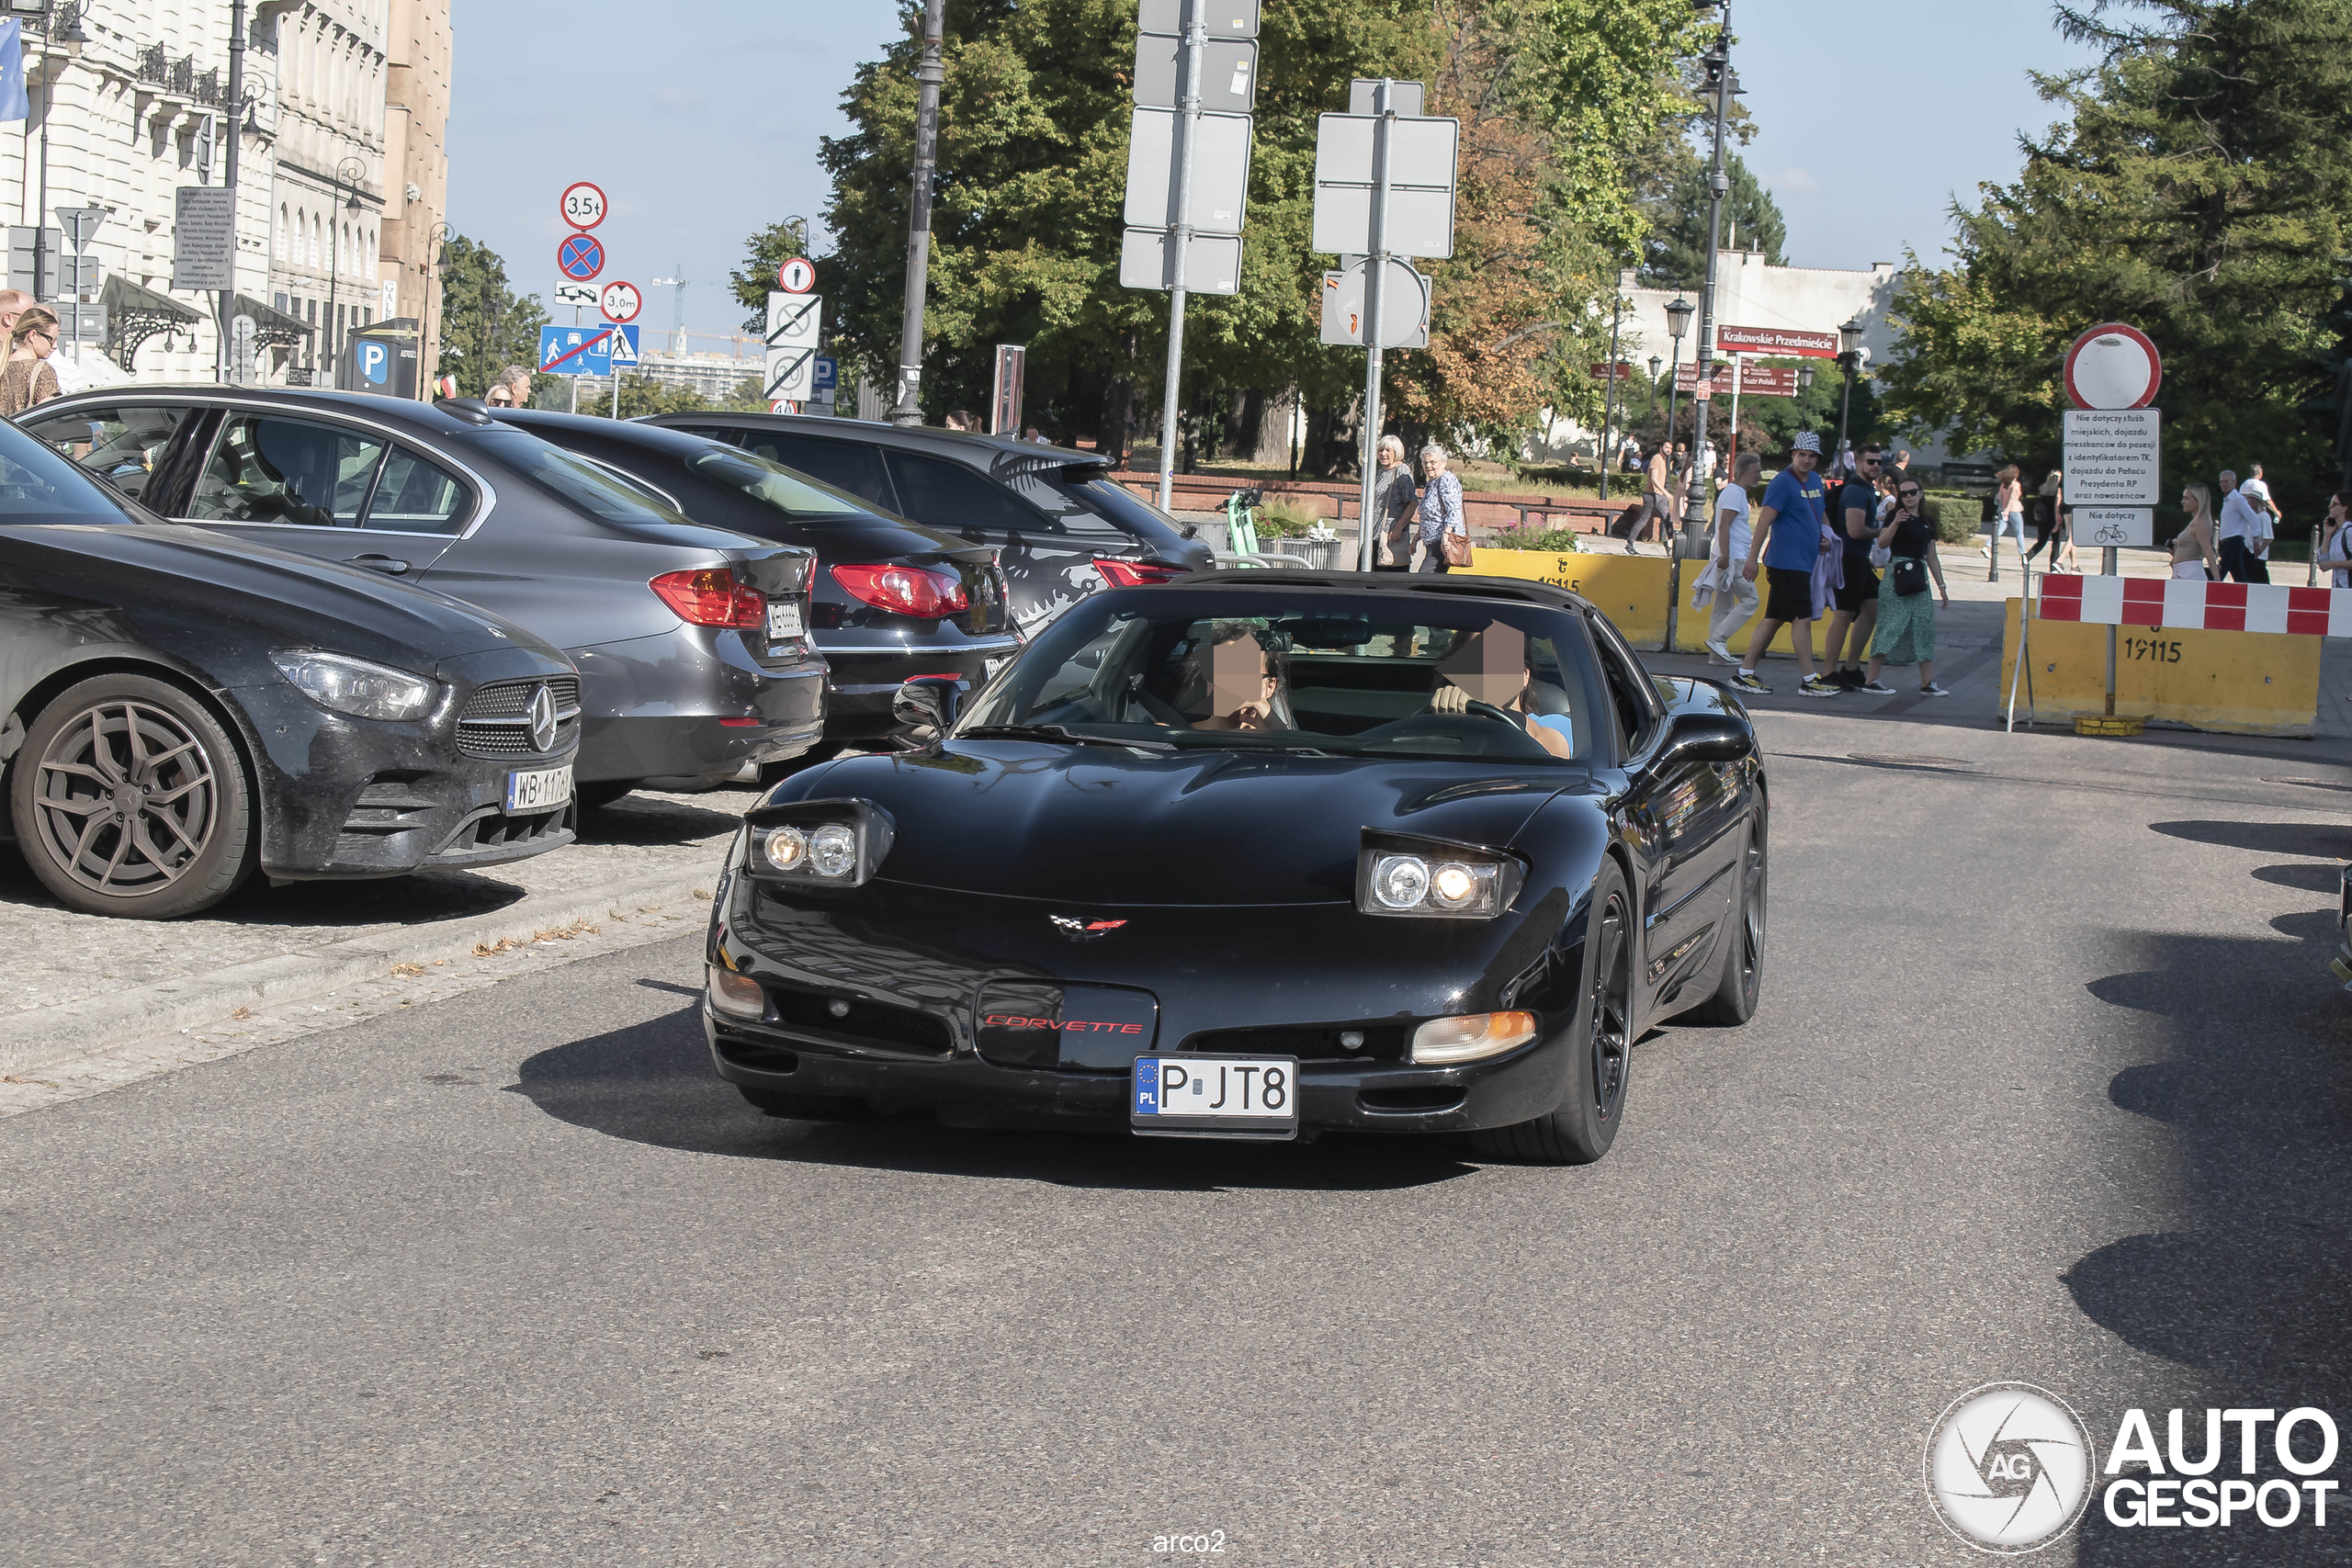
(345, 553, 411, 576)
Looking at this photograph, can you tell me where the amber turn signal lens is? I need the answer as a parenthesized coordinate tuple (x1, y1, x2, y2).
(1410, 1010, 1538, 1065)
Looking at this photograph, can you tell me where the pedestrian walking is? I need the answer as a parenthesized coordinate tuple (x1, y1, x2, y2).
(1702, 452, 1764, 664)
(0, 289, 26, 341)
(2023, 467, 2067, 570)
(1369, 434, 1418, 572)
(1631, 442, 1673, 552)
(1822, 442, 1885, 688)
(2318, 492, 2352, 590)
(2216, 469, 2266, 582)
(0, 305, 63, 419)
(1731, 431, 1839, 699)
(1981, 464, 2027, 576)
(2241, 462, 2281, 528)
(1859, 476, 1952, 695)
(2173, 482, 2221, 580)
(1416, 443, 1466, 574)
(483, 365, 532, 408)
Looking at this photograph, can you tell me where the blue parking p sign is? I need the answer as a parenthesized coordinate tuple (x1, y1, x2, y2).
(812, 356, 837, 393)
(359, 341, 390, 385)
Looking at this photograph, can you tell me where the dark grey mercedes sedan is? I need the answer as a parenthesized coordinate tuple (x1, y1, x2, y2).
(25, 390, 826, 807)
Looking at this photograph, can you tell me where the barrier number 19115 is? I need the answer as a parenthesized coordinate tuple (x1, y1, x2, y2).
(2120, 635, 2183, 663)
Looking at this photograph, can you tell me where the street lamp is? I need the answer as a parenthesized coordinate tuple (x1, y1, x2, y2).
(322, 156, 365, 384)
(1646, 355, 1663, 428)
(1833, 312, 1866, 469)
(1662, 296, 1693, 480)
(28, 2, 88, 311)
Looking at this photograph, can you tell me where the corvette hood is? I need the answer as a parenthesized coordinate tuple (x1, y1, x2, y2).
(794, 739, 1581, 906)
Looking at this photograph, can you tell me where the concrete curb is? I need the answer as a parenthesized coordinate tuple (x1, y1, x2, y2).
(0, 867, 718, 1076)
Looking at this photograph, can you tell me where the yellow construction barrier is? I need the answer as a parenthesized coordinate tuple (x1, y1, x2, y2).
(1998, 599, 2319, 737)
(1467, 549, 1673, 649)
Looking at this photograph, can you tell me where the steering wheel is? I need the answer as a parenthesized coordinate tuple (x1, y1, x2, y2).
(1448, 699, 1525, 728)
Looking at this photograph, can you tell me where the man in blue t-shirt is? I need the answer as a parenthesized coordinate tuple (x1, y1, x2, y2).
(1732, 431, 1839, 698)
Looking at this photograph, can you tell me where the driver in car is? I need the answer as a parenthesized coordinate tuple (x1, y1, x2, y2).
(1180, 622, 1292, 731)
(1427, 623, 1576, 758)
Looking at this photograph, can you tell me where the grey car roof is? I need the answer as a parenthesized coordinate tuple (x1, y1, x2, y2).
(640, 411, 1100, 468)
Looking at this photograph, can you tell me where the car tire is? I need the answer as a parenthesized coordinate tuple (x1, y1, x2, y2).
(1677, 819, 1766, 1026)
(576, 781, 636, 810)
(737, 1084, 870, 1121)
(8, 673, 257, 919)
(1471, 859, 1634, 1166)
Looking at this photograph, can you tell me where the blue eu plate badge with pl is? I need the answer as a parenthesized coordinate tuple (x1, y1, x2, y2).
(1131, 1054, 1299, 1141)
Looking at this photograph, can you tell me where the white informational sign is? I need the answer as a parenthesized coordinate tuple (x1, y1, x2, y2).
(1318, 255, 1428, 347)
(1311, 111, 1459, 259)
(2072, 507, 2154, 548)
(170, 186, 236, 290)
(2061, 408, 2162, 507)
(765, 289, 820, 401)
(380, 278, 399, 318)
(1123, 107, 1253, 234)
(599, 280, 641, 323)
(1131, 31, 1257, 112)
(1117, 227, 1242, 294)
(1136, 0, 1258, 36)
(229, 313, 257, 383)
(554, 281, 598, 309)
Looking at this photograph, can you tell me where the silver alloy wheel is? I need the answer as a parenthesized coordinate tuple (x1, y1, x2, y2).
(31, 697, 220, 898)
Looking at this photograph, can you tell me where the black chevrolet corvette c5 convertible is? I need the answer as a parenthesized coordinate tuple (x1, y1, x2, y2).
(701, 570, 1768, 1164)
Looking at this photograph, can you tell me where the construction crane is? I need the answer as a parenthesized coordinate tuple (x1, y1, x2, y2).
(650, 269, 690, 357)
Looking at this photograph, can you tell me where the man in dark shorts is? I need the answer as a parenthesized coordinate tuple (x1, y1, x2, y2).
(1732, 432, 1839, 698)
(1823, 443, 1884, 688)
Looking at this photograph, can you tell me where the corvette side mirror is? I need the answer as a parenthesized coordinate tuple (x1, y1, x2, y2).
(893, 675, 968, 739)
(1657, 712, 1752, 767)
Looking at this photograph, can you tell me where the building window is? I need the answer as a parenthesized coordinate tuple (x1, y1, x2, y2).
(274, 204, 287, 262)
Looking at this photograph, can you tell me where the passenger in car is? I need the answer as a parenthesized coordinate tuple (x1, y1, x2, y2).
(1175, 622, 1292, 731)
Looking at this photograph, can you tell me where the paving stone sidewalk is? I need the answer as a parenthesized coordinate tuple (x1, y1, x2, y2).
(0, 785, 758, 1073)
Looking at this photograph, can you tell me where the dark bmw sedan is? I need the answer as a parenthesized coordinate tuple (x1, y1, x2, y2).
(642, 412, 1212, 633)
(25, 390, 825, 806)
(489, 411, 1021, 745)
(0, 412, 577, 919)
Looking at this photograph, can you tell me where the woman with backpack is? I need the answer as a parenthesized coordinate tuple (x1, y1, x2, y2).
(1981, 464, 2028, 578)
(1860, 475, 1952, 696)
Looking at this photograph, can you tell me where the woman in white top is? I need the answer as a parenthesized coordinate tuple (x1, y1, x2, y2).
(1981, 464, 2027, 578)
(1702, 452, 1763, 662)
(2172, 483, 2220, 581)
(2318, 491, 2351, 590)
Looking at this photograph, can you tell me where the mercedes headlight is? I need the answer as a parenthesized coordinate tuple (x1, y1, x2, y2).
(1356, 830, 1522, 919)
(743, 799, 896, 888)
(270, 649, 439, 721)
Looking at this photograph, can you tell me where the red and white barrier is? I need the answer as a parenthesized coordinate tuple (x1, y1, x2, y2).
(2036, 574, 2352, 637)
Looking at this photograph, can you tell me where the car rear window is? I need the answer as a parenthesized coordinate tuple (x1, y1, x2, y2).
(466, 428, 695, 528)
(727, 432, 899, 513)
(686, 447, 877, 520)
(886, 449, 1055, 534)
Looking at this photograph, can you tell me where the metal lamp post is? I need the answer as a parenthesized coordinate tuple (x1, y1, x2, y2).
(1662, 295, 1693, 495)
(1832, 313, 1865, 468)
(1598, 293, 1625, 501)
(1645, 355, 1663, 429)
(893, 0, 947, 424)
(323, 156, 363, 386)
(417, 220, 452, 400)
(30, 2, 87, 316)
(1685, 0, 1737, 549)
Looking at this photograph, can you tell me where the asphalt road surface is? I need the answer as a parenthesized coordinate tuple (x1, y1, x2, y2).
(6, 710, 2349, 1567)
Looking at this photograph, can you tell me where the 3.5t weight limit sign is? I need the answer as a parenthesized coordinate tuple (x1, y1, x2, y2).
(560, 182, 606, 231)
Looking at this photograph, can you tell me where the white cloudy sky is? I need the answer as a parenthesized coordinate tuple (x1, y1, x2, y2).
(446, 0, 2103, 342)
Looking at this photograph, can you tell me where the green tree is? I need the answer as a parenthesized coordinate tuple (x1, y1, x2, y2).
(572, 374, 773, 421)
(435, 235, 548, 397)
(1881, 0, 2352, 529)
(1638, 152, 1785, 289)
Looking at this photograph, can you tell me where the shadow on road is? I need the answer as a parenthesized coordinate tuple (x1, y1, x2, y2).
(2066, 826, 2352, 1564)
(508, 1001, 1481, 1194)
(575, 793, 751, 847)
(0, 840, 529, 929)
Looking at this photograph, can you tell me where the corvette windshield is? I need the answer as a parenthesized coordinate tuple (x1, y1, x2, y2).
(956, 591, 1603, 762)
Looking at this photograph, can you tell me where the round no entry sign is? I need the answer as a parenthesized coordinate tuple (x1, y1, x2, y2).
(2064, 322, 2161, 410)
(778, 256, 816, 294)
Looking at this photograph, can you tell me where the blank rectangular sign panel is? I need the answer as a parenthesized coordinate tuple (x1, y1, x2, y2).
(1136, 0, 1259, 39)
(1118, 228, 1244, 295)
(1124, 107, 1254, 234)
(1133, 33, 1257, 111)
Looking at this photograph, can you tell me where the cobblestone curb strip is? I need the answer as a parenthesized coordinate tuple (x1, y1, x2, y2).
(0, 867, 719, 1077)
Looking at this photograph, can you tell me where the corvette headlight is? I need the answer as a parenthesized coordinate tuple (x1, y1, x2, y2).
(1412, 1011, 1539, 1064)
(271, 649, 438, 721)
(1356, 831, 1522, 919)
(743, 799, 896, 888)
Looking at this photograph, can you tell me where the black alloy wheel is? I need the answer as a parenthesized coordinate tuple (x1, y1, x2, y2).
(1680, 820, 1767, 1026)
(1473, 859, 1634, 1165)
(9, 674, 256, 919)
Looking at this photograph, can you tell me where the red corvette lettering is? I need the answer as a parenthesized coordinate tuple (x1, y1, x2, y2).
(981, 1015, 1143, 1033)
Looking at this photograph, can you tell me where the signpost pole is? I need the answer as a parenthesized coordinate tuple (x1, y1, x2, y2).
(1599, 295, 1623, 502)
(1690, 4, 1734, 552)
(1155, 0, 1204, 514)
(893, 0, 947, 424)
(217, 0, 246, 386)
(1355, 79, 1394, 572)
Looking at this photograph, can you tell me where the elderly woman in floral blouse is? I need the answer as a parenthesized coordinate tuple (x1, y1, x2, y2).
(1415, 443, 1465, 573)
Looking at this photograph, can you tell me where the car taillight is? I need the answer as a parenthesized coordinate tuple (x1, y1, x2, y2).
(650, 567, 765, 627)
(831, 562, 969, 617)
(1094, 557, 1187, 588)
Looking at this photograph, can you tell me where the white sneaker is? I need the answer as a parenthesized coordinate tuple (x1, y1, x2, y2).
(1704, 637, 1734, 662)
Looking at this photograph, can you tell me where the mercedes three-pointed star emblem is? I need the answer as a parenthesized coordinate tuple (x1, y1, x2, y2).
(526, 683, 559, 753)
